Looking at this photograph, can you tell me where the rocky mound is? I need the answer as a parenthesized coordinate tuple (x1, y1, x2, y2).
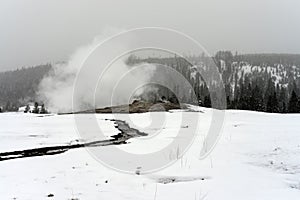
(61, 100, 185, 114)
(95, 100, 184, 113)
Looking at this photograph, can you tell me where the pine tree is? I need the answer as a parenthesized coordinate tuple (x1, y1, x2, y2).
(267, 92, 279, 113)
(250, 85, 264, 111)
(226, 96, 231, 109)
(278, 87, 287, 113)
(282, 102, 287, 113)
(272, 92, 279, 113)
(264, 78, 276, 109)
(203, 95, 211, 107)
(40, 104, 47, 114)
(32, 102, 39, 114)
(24, 104, 30, 113)
(288, 90, 299, 113)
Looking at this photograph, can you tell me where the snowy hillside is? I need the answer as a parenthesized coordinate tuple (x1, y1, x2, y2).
(128, 53, 300, 113)
(222, 61, 300, 88)
(0, 108, 300, 200)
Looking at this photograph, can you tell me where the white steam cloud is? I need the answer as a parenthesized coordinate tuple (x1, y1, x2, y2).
(38, 30, 156, 113)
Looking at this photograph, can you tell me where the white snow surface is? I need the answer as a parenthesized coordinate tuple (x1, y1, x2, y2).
(0, 108, 300, 200)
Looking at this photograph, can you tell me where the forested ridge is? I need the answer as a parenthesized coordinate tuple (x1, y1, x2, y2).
(129, 52, 300, 113)
(0, 64, 51, 111)
(1, 52, 300, 113)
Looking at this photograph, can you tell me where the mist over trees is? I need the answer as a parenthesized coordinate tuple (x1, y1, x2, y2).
(1, 52, 300, 113)
(0, 64, 51, 111)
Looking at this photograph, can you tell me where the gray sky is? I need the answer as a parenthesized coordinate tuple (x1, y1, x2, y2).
(0, 0, 300, 71)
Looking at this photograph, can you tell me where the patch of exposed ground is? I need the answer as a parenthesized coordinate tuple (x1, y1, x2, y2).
(150, 175, 211, 184)
(61, 100, 185, 114)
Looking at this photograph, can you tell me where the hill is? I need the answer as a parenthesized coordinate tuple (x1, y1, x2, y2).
(129, 52, 300, 113)
(2, 52, 300, 113)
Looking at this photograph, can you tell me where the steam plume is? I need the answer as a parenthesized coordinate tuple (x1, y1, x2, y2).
(38, 30, 156, 113)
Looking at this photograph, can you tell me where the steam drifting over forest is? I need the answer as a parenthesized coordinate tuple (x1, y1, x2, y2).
(1, 52, 300, 113)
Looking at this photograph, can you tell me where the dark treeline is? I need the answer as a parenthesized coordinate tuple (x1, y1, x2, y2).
(216, 51, 300, 113)
(0, 64, 52, 111)
(1, 53, 300, 113)
(128, 52, 300, 113)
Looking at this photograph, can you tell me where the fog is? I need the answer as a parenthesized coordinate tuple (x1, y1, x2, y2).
(37, 30, 157, 112)
(1, 0, 300, 71)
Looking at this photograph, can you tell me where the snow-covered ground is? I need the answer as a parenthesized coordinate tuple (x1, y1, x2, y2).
(0, 108, 300, 200)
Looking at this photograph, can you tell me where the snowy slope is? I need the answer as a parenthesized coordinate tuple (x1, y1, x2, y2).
(0, 109, 300, 200)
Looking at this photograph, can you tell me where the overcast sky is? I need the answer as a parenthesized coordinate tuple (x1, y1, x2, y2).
(0, 0, 300, 71)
